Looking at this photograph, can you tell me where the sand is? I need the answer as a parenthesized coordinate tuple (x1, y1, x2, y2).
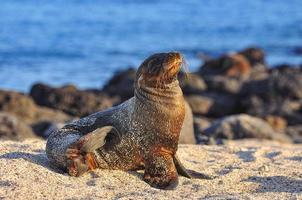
(0, 139, 301, 200)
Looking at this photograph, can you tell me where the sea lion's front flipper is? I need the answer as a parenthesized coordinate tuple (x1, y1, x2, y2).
(144, 151, 179, 190)
(66, 126, 120, 176)
(173, 154, 216, 180)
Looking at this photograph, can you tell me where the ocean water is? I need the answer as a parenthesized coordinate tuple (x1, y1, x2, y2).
(0, 0, 302, 92)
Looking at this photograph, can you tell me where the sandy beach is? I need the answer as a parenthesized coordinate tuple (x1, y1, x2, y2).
(0, 139, 301, 200)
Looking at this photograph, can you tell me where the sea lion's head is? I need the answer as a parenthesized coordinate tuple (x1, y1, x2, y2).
(136, 52, 183, 88)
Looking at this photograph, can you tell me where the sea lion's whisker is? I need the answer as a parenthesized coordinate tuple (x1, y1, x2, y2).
(179, 57, 189, 81)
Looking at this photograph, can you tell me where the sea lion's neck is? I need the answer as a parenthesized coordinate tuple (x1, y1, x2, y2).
(134, 80, 184, 107)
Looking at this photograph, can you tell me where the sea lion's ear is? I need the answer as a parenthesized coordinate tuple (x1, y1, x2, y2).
(80, 126, 120, 153)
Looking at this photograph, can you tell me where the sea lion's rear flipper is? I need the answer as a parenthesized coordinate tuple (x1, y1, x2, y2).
(173, 154, 216, 180)
(66, 126, 120, 176)
(80, 126, 120, 153)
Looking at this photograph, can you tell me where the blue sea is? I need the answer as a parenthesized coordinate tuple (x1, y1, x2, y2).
(0, 0, 302, 92)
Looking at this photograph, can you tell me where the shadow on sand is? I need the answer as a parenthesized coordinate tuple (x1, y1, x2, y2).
(287, 156, 302, 162)
(244, 176, 302, 193)
(235, 148, 256, 162)
(0, 151, 145, 181)
(0, 150, 64, 174)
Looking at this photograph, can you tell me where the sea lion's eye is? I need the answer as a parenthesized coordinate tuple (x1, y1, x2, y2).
(147, 61, 162, 75)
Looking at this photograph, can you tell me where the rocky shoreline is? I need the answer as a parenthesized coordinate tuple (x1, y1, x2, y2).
(1, 47, 301, 144)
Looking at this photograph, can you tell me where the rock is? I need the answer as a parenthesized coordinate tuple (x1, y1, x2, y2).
(43, 123, 65, 139)
(0, 90, 71, 124)
(248, 69, 269, 81)
(0, 90, 37, 123)
(0, 89, 72, 138)
(239, 67, 302, 126)
(203, 75, 243, 94)
(34, 106, 73, 124)
(193, 116, 212, 144)
(203, 114, 291, 143)
(265, 115, 287, 132)
(198, 55, 232, 76)
(238, 47, 269, 80)
(185, 95, 213, 116)
(240, 95, 274, 117)
(179, 101, 196, 144)
(178, 72, 207, 95)
(30, 83, 117, 117)
(186, 93, 238, 117)
(102, 68, 136, 101)
(286, 126, 302, 143)
(194, 116, 212, 133)
(238, 47, 266, 67)
(31, 121, 65, 139)
(270, 64, 302, 73)
(241, 97, 302, 126)
(241, 69, 302, 99)
(198, 54, 251, 79)
(31, 121, 53, 138)
(198, 47, 268, 81)
(268, 68, 302, 99)
(0, 112, 36, 140)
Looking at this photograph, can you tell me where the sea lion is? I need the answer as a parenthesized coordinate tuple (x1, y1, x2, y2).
(46, 52, 206, 189)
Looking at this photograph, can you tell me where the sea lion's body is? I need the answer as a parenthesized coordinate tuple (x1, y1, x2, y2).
(46, 52, 200, 189)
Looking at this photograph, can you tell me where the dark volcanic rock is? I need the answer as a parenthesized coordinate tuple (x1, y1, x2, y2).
(203, 114, 291, 144)
(198, 47, 268, 82)
(0, 90, 70, 124)
(203, 75, 243, 94)
(102, 68, 136, 101)
(238, 47, 266, 67)
(194, 116, 212, 133)
(193, 116, 212, 144)
(267, 68, 302, 99)
(241, 66, 302, 97)
(0, 90, 36, 123)
(186, 93, 238, 117)
(30, 83, 117, 117)
(286, 125, 302, 143)
(238, 47, 268, 80)
(185, 95, 213, 116)
(198, 54, 251, 79)
(240, 67, 302, 125)
(0, 112, 36, 140)
(271, 64, 302, 72)
(265, 115, 287, 132)
(243, 97, 302, 126)
(178, 72, 207, 95)
(31, 121, 54, 138)
(32, 121, 65, 138)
